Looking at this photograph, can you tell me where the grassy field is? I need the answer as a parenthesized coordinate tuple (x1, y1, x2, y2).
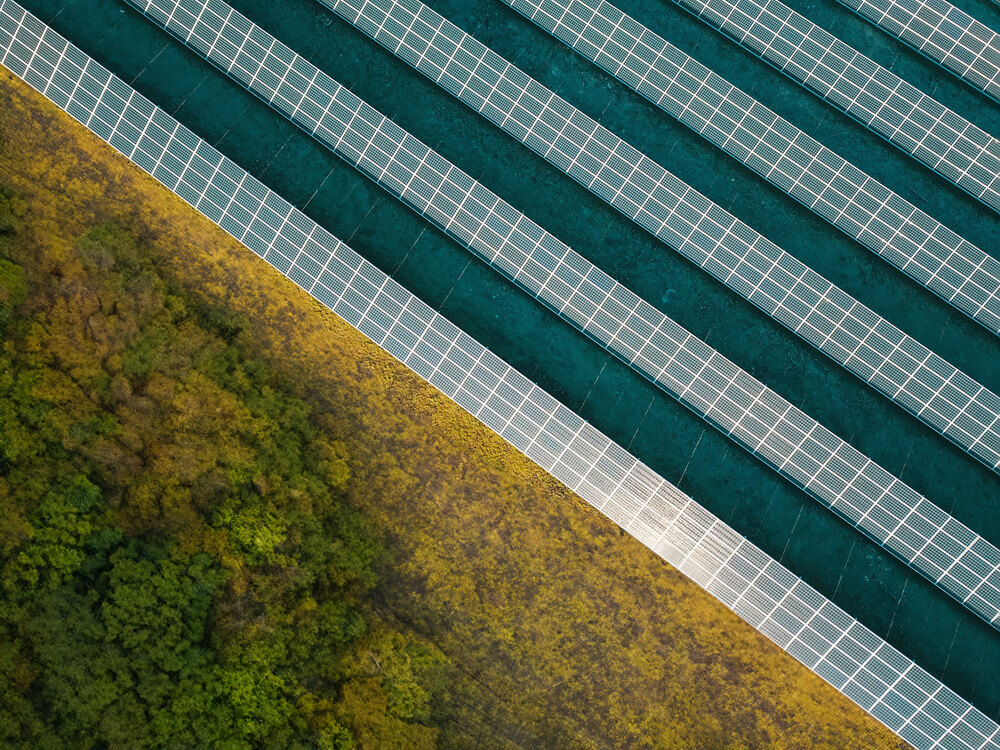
(0, 69, 908, 749)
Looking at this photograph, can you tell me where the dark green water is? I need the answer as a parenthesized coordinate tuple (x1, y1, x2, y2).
(24, 0, 1000, 719)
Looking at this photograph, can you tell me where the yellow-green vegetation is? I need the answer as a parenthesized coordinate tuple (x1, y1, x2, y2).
(0, 147, 445, 748)
(0, 71, 908, 749)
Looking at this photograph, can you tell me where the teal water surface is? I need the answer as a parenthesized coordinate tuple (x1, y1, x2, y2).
(23, 0, 1000, 721)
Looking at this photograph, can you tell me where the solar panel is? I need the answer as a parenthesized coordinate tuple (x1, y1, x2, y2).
(119, 0, 1000, 633)
(664, 0, 1000, 212)
(500, 0, 1000, 336)
(307, 0, 1000, 481)
(836, 0, 1000, 102)
(3, 7, 998, 746)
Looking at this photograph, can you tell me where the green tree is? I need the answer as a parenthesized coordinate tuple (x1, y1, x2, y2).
(0, 204, 446, 748)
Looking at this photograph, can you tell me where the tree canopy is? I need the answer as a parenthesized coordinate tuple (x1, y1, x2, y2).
(0, 207, 445, 749)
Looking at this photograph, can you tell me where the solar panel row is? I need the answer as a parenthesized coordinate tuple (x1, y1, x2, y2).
(836, 0, 1000, 102)
(665, 0, 1000, 212)
(1, 5, 997, 746)
(124, 0, 1000, 630)
(499, 0, 1000, 336)
(311, 0, 1000, 478)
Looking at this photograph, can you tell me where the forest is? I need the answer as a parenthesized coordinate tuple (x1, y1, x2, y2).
(0, 192, 450, 747)
(0, 72, 908, 749)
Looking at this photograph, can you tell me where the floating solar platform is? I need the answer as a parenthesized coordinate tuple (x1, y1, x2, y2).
(123, 0, 1000, 629)
(499, 0, 1000, 336)
(1, 5, 998, 747)
(836, 0, 1000, 102)
(664, 0, 1000, 212)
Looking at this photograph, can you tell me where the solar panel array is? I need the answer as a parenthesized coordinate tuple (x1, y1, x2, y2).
(2, 5, 998, 747)
(310, 0, 1000, 478)
(500, 0, 1000, 337)
(309, 0, 1000, 474)
(124, 0, 1000, 630)
(836, 0, 1000, 102)
(665, 0, 1000, 212)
